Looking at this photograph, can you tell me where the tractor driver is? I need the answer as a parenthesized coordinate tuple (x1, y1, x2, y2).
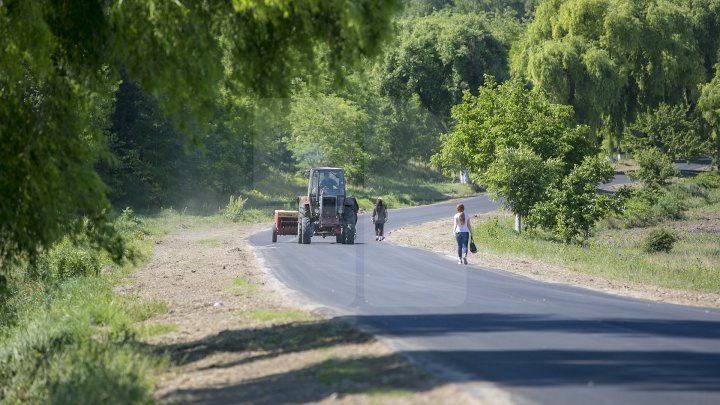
(319, 172, 339, 194)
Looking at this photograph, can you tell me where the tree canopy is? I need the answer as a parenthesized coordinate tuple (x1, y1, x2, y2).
(512, 0, 720, 145)
(380, 12, 510, 124)
(434, 75, 594, 178)
(0, 0, 401, 274)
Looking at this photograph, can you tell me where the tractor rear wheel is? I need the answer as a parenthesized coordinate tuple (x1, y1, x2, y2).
(272, 224, 278, 243)
(301, 216, 312, 244)
(336, 232, 343, 244)
(342, 206, 357, 245)
(345, 223, 356, 244)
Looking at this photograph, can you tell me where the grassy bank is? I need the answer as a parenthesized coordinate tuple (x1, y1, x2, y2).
(472, 173, 720, 294)
(0, 208, 263, 404)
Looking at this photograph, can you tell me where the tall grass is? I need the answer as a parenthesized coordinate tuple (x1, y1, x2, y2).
(473, 173, 720, 294)
(474, 216, 720, 293)
(0, 209, 171, 404)
(0, 276, 167, 404)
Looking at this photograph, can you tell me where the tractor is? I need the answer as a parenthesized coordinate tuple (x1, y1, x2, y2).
(272, 167, 358, 244)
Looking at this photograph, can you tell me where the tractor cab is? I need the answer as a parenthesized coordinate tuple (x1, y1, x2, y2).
(309, 168, 346, 226)
(309, 168, 345, 197)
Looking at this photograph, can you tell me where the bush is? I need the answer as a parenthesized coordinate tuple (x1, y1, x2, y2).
(641, 228, 678, 253)
(653, 192, 687, 220)
(114, 207, 148, 241)
(617, 198, 656, 228)
(628, 148, 678, 187)
(49, 239, 100, 280)
(223, 195, 248, 222)
(695, 172, 720, 189)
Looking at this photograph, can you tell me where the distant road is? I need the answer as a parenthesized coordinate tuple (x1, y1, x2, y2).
(249, 170, 720, 405)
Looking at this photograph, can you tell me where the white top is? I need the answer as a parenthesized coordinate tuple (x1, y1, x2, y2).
(453, 212, 470, 233)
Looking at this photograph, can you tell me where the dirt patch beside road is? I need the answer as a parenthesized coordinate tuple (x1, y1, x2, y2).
(386, 214, 720, 309)
(119, 223, 487, 404)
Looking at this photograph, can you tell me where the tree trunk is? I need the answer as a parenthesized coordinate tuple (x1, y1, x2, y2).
(514, 213, 521, 233)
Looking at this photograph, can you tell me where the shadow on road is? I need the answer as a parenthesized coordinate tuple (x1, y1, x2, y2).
(154, 313, 720, 403)
(344, 313, 720, 340)
(154, 319, 445, 404)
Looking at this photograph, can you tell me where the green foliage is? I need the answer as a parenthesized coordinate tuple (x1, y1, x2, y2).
(402, 0, 540, 20)
(513, 0, 720, 146)
(380, 12, 511, 123)
(472, 214, 720, 293)
(0, 277, 164, 403)
(624, 104, 709, 161)
(653, 191, 687, 221)
(529, 156, 619, 243)
(628, 148, 679, 187)
(287, 95, 370, 184)
(1, 0, 402, 284)
(223, 195, 248, 223)
(481, 146, 562, 218)
(47, 240, 101, 281)
(641, 228, 678, 253)
(615, 197, 656, 228)
(695, 172, 720, 189)
(435, 76, 594, 176)
(114, 208, 149, 242)
(699, 70, 720, 168)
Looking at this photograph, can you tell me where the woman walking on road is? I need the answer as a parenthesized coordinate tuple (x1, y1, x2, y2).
(453, 203, 472, 264)
(372, 197, 389, 241)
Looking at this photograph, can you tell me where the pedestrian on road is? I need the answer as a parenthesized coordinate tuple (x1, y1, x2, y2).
(453, 203, 472, 264)
(372, 197, 389, 241)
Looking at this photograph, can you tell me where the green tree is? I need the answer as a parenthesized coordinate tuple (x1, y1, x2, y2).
(698, 68, 720, 168)
(629, 148, 679, 188)
(434, 76, 594, 178)
(380, 12, 509, 124)
(624, 104, 709, 161)
(287, 95, 370, 184)
(512, 0, 718, 146)
(482, 146, 562, 232)
(529, 156, 618, 244)
(0, 0, 401, 282)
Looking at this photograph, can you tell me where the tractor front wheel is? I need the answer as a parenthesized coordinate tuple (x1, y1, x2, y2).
(272, 224, 278, 243)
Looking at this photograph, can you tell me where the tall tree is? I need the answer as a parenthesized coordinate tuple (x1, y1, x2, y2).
(287, 94, 370, 184)
(0, 0, 401, 281)
(512, 0, 719, 146)
(698, 69, 720, 167)
(434, 75, 594, 178)
(380, 12, 509, 125)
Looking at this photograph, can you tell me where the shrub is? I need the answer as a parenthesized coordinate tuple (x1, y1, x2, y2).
(114, 207, 148, 241)
(223, 195, 248, 222)
(617, 197, 655, 228)
(628, 148, 678, 187)
(641, 228, 678, 253)
(695, 172, 720, 189)
(653, 192, 687, 220)
(49, 239, 100, 280)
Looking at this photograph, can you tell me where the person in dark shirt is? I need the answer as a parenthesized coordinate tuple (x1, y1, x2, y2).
(372, 197, 389, 241)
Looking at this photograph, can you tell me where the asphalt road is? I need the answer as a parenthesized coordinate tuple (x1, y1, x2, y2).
(249, 182, 720, 404)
